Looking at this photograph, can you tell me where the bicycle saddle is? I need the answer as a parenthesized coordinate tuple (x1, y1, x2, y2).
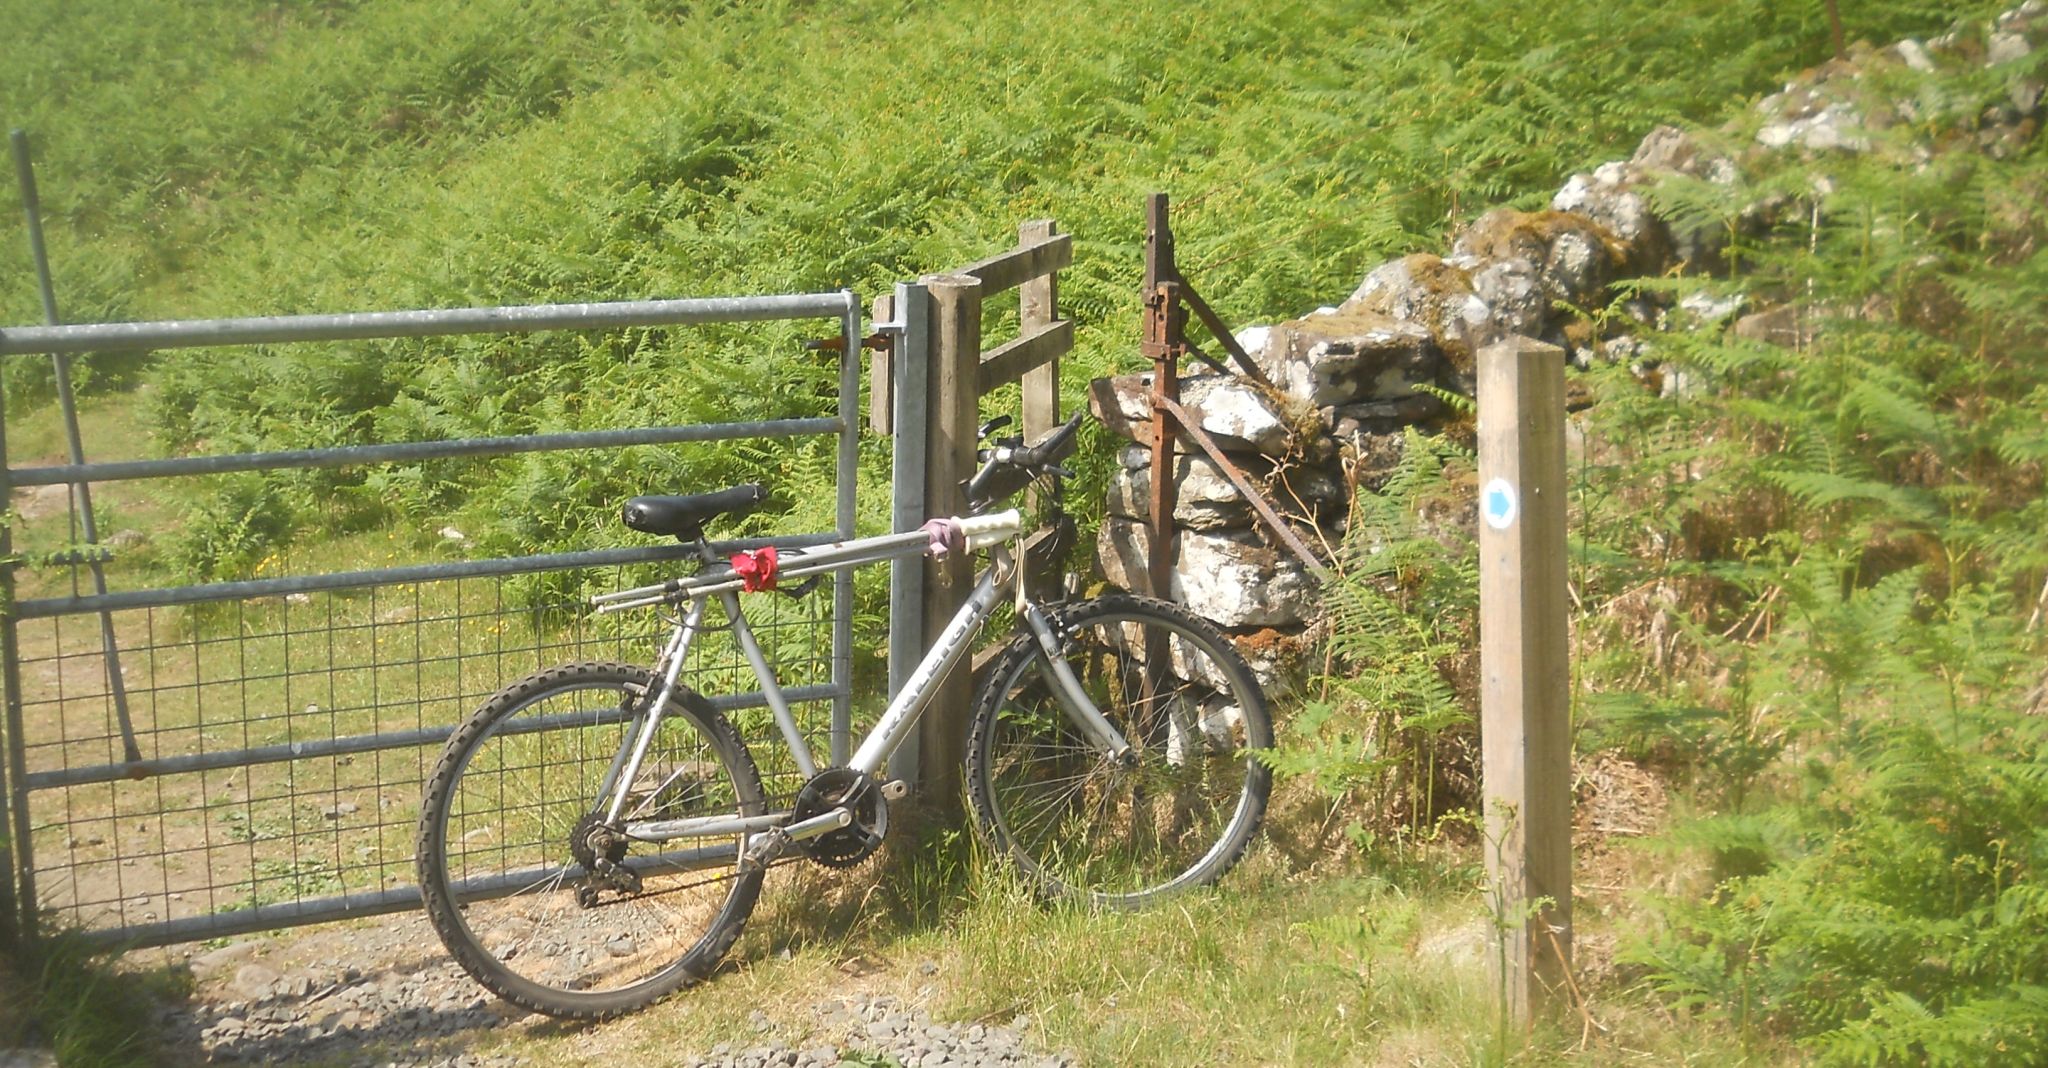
(622, 482, 767, 540)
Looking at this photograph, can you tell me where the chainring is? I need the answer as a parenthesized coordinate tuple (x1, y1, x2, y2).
(791, 766, 889, 869)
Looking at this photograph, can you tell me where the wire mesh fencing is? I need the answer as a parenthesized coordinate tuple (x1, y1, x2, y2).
(0, 290, 867, 948)
(12, 551, 846, 947)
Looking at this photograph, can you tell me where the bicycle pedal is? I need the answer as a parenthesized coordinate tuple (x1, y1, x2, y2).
(740, 828, 790, 873)
(879, 779, 910, 801)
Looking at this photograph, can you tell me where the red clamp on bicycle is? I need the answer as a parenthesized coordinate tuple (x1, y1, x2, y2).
(729, 546, 779, 592)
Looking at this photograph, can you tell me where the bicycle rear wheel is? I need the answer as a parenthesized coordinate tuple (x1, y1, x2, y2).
(416, 661, 765, 1019)
(965, 594, 1273, 908)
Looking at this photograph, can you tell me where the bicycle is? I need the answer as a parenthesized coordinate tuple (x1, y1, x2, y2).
(413, 413, 1273, 1018)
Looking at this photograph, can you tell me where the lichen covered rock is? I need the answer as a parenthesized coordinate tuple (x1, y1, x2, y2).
(1107, 446, 1344, 531)
(1252, 308, 1438, 408)
(1446, 209, 1623, 341)
(1551, 125, 1737, 273)
(1342, 254, 1499, 369)
(1097, 518, 1320, 629)
(1087, 372, 1298, 456)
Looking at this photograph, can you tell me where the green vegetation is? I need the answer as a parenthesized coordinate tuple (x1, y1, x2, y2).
(1578, 79, 2048, 1061)
(402, 843, 1756, 1067)
(0, 0, 1994, 570)
(4, 0, 2043, 1065)
(1270, 423, 1481, 841)
(1297, 20, 2048, 1064)
(0, 926, 179, 1066)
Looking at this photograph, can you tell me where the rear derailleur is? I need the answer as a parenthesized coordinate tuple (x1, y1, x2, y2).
(572, 815, 642, 908)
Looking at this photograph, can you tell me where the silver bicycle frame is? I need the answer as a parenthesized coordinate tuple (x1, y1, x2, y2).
(592, 518, 1132, 846)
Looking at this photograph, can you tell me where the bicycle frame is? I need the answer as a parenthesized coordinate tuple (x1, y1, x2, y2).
(582, 512, 1132, 853)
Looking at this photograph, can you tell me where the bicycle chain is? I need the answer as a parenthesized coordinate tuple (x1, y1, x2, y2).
(576, 772, 891, 908)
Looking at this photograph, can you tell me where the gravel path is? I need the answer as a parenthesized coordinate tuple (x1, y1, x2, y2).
(686, 996, 1075, 1068)
(157, 930, 1075, 1067)
(159, 947, 523, 1067)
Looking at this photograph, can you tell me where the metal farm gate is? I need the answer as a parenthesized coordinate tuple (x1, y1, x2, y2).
(0, 127, 1073, 953)
(0, 292, 867, 948)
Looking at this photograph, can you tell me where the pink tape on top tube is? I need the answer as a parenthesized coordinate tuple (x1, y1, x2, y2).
(920, 517, 966, 558)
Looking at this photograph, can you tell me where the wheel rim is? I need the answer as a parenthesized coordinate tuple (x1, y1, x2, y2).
(428, 675, 757, 1002)
(978, 608, 1268, 903)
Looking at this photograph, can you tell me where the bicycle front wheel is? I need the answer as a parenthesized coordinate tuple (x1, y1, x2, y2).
(965, 594, 1273, 908)
(416, 661, 766, 1019)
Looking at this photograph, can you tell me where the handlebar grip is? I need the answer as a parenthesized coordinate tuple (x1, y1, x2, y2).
(955, 509, 1021, 549)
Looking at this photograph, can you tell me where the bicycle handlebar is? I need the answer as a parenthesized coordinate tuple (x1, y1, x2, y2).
(963, 412, 1085, 512)
(1014, 411, 1083, 470)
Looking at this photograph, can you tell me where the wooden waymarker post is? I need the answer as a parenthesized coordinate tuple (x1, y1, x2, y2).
(1477, 336, 1573, 1024)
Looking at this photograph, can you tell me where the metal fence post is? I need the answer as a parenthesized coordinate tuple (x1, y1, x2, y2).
(886, 282, 932, 787)
(1477, 335, 1573, 1024)
(1141, 195, 1183, 601)
(0, 391, 27, 945)
(915, 273, 981, 808)
(832, 292, 862, 767)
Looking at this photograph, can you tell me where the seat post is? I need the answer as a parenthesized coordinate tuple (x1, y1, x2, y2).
(687, 532, 723, 568)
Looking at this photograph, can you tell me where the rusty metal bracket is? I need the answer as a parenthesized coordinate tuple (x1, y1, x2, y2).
(1137, 189, 1275, 391)
(803, 332, 891, 353)
(1144, 276, 1182, 603)
(1155, 395, 1324, 572)
(1178, 282, 1275, 391)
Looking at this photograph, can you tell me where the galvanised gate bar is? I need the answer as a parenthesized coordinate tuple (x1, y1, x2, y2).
(0, 291, 865, 949)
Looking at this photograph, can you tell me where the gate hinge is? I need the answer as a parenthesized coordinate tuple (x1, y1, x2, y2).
(802, 332, 893, 353)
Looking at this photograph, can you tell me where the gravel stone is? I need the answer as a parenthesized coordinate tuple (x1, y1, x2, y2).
(679, 994, 1074, 1068)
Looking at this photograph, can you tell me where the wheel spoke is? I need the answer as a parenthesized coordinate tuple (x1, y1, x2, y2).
(967, 598, 1273, 906)
(418, 663, 767, 1016)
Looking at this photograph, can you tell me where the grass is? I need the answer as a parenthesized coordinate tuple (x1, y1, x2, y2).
(0, 927, 184, 1065)
(365, 825, 1764, 1068)
(0, 0, 2010, 566)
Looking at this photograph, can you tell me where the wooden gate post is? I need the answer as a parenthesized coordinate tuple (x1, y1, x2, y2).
(1017, 220, 1060, 446)
(1477, 335, 1573, 1024)
(915, 272, 982, 808)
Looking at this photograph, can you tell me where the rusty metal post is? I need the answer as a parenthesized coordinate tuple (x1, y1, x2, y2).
(1141, 194, 1183, 602)
(1145, 283, 1183, 601)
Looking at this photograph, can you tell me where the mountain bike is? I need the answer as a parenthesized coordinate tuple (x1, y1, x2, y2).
(413, 413, 1273, 1018)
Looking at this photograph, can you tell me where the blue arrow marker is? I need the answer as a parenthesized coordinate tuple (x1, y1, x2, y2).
(1482, 477, 1518, 530)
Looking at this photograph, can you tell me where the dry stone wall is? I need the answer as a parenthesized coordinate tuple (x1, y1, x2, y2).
(1086, 1, 2046, 691)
